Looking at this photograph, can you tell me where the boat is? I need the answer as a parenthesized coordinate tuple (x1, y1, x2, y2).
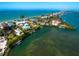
(16, 40, 21, 45)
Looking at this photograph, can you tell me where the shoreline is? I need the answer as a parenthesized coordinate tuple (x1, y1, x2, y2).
(8, 26, 52, 56)
(0, 13, 53, 23)
(4, 26, 41, 56)
(8, 26, 78, 56)
(0, 12, 75, 56)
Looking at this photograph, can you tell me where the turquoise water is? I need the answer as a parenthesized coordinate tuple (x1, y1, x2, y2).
(0, 10, 55, 22)
(0, 10, 79, 56)
(61, 12, 79, 31)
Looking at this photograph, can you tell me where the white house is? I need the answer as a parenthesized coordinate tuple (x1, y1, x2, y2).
(16, 21, 28, 25)
(22, 23, 30, 30)
(48, 14, 53, 17)
(59, 25, 65, 29)
(41, 16, 48, 19)
(0, 23, 3, 29)
(14, 28, 24, 36)
(52, 20, 61, 26)
(0, 37, 7, 56)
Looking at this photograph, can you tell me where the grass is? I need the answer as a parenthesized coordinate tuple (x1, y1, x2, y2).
(7, 33, 19, 45)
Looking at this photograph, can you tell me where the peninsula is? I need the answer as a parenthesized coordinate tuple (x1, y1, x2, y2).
(0, 12, 75, 56)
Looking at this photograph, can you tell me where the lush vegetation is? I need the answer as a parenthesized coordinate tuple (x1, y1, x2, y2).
(7, 33, 19, 45)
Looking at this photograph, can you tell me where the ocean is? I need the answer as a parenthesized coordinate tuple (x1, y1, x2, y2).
(0, 10, 79, 30)
(0, 10, 79, 56)
(0, 10, 55, 22)
(61, 11, 79, 31)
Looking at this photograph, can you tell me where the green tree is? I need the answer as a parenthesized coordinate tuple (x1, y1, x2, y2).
(0, 29, 6, 37)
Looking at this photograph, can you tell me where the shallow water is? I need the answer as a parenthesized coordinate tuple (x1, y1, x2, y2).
(0, 10, 54, 22)
(61, 12, 79, 31)
(9, 27, 79, 56)
(1, 10, 79, 56)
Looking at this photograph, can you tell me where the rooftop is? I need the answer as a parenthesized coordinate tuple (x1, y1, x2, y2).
(0, 37, 7, 55)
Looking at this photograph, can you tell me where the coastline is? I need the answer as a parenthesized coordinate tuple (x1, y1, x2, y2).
(0, 12, 75, 56)
(4, 25, 41, 56)
(9, 26, 79, 56)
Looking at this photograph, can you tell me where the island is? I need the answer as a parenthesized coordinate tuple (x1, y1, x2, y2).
(0, 12, 75, 56)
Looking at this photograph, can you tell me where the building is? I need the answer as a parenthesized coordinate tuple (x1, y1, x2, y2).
(0, 23, 3, 29)
(7, 21, 15, 27)
(15, 20, 28, 25)
(14, 28, 24, 36)
(1, 22, 9, 28)
(59, 25, 65, 29)
(0, 37, 7, 56)
(22, 23, 30, 30)
(15, 20, 30, 30)
(48, 14, 53, 18)
(41, 16, 48, 19)
(52, 19, 61, 26)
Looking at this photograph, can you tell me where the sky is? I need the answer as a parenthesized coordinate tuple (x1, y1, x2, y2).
(0, 2, 79, 11)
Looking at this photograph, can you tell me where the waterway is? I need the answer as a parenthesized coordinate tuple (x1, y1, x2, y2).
(9, 26, 79, 56)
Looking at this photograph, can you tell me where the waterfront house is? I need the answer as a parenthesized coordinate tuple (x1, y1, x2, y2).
(41, 16, 48, 19)
(49, 14, 53, 17)
(53, 12, 61, 16)
(15, 20, 30, 30)
(22, 23, 30, 30)
(7, 21, 15, 27)
(1, 22, 13, 34)
(1, 22, 8, 28)
(16, 20, 28, 25)
(0, 23, 3, 29)
(52, 19, 61, 26)
(0, 37, 7, 56)
(53, 13, 58, 16)
(59, 25, 65, 29)
(30, 19, 36, 21)
(48, 14, 53, 18)
(1, 22, 9, 30)
(16, 21, 25, 25)
(14, 28, 24, 36)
